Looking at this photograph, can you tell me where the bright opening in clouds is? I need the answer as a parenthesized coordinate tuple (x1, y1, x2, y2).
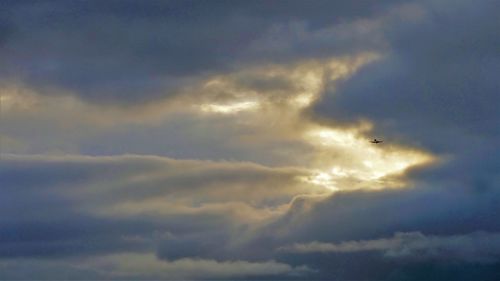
(1, 1, 499, 280)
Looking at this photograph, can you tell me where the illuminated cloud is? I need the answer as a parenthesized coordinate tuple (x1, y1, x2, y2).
(303, 124, 434, 190)
(0, 255, 312, 280)
(200, 101, 260, 114)
(87, 254, 312, 279)
(1, 52, 431, 193)
(1, 0, 499, 279)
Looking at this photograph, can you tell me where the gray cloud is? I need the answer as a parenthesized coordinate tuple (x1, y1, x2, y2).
(268, 186, 500, 247)
(262, 186, 500, 280)
(0, 153, 327, 278)
(314, 0, 500, 152)
(0, 0, 401, 104)
(0, 154, 326, 261)
(258, 183, 500, 280)
(311, 0, 500, 215)
(282, 231, 500, 263)
(1, 0, 499, 279)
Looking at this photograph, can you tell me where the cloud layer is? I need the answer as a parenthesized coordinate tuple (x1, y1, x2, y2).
(1, 0, 499, 279)
(282, 231, 500, 264)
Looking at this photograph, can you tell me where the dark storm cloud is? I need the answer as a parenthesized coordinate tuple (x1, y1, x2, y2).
(0, 0, 401, 104)
(264, 185, 500, 280)
(281, 0, 500, 273)
(310, 0, 500, 237)
(279, 230, 500, 279)
(3, 154, 498, 278)
(2, 0, 500, 279)
(314, 0, 500, 151)
(269, 186, 500, 246)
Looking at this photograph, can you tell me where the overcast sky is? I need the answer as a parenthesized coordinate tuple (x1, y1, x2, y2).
(1, 0, 499, 280)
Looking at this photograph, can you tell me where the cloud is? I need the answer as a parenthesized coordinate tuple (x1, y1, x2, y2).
(1, 153, 326, 219)
(88, 254, 312, 280)
(0, 254, 312, 280)
(281, 231, 500, 263)
(314, 0, 500, 153)
(307, 4, 500, 268)
(253, 182, 500, 280)
(0, 0, 402, 104)
(0, 153, 320, 277)
(1, 0, 499, 279)
(0, 154, 329, 260)
(1, 54, 431, 187)
(0, 55, 375, 159)
(268, 185, 500, 247)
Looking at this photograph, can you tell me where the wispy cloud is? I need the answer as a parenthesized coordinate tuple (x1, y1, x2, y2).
(281, 231, 500, 263)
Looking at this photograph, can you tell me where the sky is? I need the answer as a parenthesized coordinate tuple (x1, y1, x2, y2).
(0, 0, 499, 280)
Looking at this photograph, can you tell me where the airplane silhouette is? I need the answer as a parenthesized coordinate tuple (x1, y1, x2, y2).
(370, 138, 383, 144)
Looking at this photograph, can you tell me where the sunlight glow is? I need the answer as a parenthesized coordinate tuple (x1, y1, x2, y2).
(303, 172, 338, 191)
(312, 128, 358, 146)
(197, 55, 432, 193)
(0, 89, 38, 111)
(200, 101, 260, 114)
(289, 69, 324, 108)
(291, 93, 316, 108)
(303, 126, 434, 191)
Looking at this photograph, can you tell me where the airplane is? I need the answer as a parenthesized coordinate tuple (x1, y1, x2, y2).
(370, 138, 383, 144)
